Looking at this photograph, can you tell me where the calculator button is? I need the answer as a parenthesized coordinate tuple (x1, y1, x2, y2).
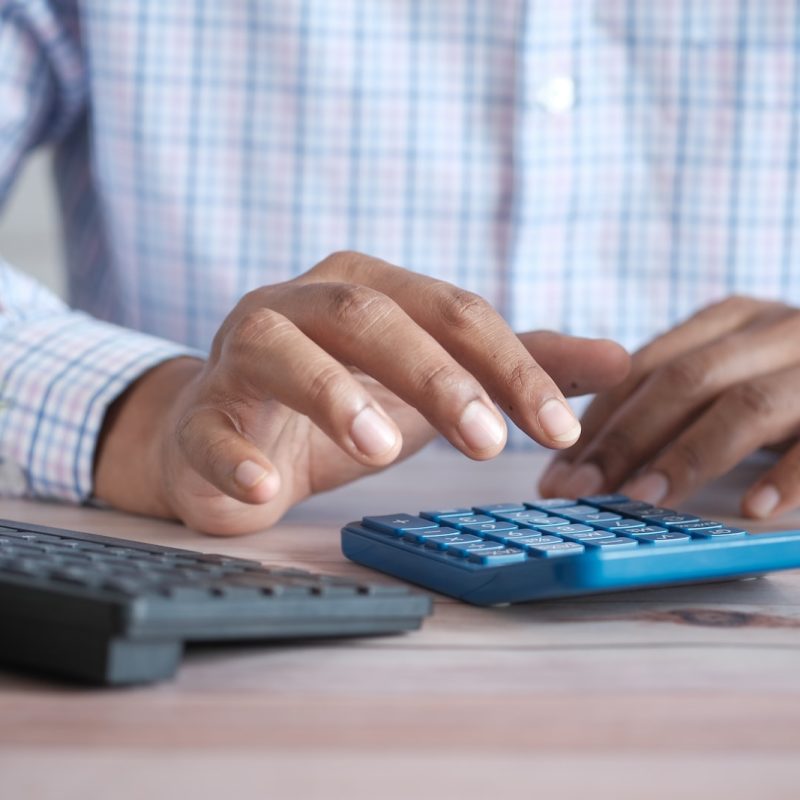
(689, 527, 747, 539)
(445, 514, 496, 527)
(594, 518, 646, 531)
(602, 501, 654, 515)
(467, 547, 528, 566)
(656, 514, 702, 527)
(419, 508, 472, 522)
(553, 530, 615, 542)
(583, 537, 639, 549)
(402, 527, 464, 544)
(639, 509, 679, 521)
(546, 523, 594, 535)
(515, 535, 566, 548)
(579, 494, 631, 506)
(493, 510, 554, 524)
(445, 541, 507, 557)
(634, 531, 691, 545)
(525, 541, 585, 558)
(459, 521, 519, 534)
(674, 520, 723, 532)
(629, 525, 670, 535)
(422, 533, 484, 550)
(482, 529, 547, 543)
(363, 515, 439, 536)
(524, 498, 575, 510)
(472, 503, 526, 515)
(549, 505, 600, 517)
(519, 515, 572, 529)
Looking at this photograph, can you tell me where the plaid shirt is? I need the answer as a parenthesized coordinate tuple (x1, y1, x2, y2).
(2, 0, 800, 502)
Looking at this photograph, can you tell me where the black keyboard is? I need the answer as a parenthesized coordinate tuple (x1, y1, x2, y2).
(0, 518, 431, 685)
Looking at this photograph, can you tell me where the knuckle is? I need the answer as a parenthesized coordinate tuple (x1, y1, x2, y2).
(305, 363, 351, 409)
(229, 307, 288, 350)
(437, 285, 493, 331)
(655, 356, 710, 397)
(725, 381, 776, 419)
(327, 283, 387, 327)
(415, 361, 464, 400)
(314, 250, 363, 279)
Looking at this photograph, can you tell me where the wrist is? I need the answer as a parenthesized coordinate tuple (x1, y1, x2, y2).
(93, 356, 205, 517)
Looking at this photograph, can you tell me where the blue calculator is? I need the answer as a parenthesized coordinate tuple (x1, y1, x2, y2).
(341, 495, 800, 605)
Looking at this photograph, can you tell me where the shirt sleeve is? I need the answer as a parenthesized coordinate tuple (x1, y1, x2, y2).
(0, 3, 202, 502)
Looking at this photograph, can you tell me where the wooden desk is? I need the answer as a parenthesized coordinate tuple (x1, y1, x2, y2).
(2, 449, 800, 799)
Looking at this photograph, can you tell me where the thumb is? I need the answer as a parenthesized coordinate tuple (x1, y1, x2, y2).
(517, 330, 630, 397)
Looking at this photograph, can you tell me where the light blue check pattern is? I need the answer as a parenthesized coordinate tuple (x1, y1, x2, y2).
(2, 0, 800, 502)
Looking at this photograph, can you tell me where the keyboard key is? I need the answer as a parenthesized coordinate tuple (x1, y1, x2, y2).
(419, 508, 472, 522)
(480, 529, 553, 543)
(635, 531, 691, 545)
(553, 530, 615, 542)
(472, 502, 526, 515)
(583, 537, 639, 549)
(363, 515, 439, 536)
(548, 504, 600, 517)
(422, 533, 484, 551)
(467, 547, 528, 566)
(525, 541, 585, 558)
(628, 525, 670, 535)
(445, 541, 508, 558)
(518, 515, 573, 529)
(603, 501, 655, 515)
(689, 527, 747, 539)
(656, 514, 702, 527)
(639, 508, 679, 521)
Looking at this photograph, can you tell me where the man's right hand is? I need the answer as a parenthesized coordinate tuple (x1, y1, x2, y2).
(93, 252, 629, 535)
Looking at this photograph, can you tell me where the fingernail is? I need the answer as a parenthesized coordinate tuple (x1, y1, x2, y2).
(539, 460, 570, 494)
(234, 459, 268, 489)
(622, 471, 670, 505)
(746, 484, 780, 518)
(538, 398, 581, 444)
(562, 462, 604, 498)
(458, 399, 506, 452)
(351, 406, 398, 456)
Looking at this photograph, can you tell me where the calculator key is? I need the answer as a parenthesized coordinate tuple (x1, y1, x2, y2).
(445, 514, 496, 527)
(602, 501, 654, 515)
(579, 494, 631, 506)
(472, 502, 526, 515)
(656, 514, 702, 527)
(445, 541, 508, 557)
(635, 531, 691, 545)
(493, 510, 554, 524)
(583, 537, 639, 549)
(515, 535, 566, 549)
(674, 520, 723, 532)
(639, 508, 679, 521)
(546, 523, 595, 535)
(518, 515, 573, 529)
(481, 529, 551, 543)
(564, 510, 623, 524)
(422, 533, 484, 550)
(402, 527, 464, 544)
(459, 520, 520, 534)
(689, 527, 747, 539)
(363, 515, 439, 536)
(553, 530, 615, 542)
(419, 508, 472, 522)
(594, 518, 646, 531)
(525, 541, 585, 558)
(524, 498, 576, 510)
(467, 547, 528, 566)
(628, 525, 670, 535)
(549, 505, 600, 517)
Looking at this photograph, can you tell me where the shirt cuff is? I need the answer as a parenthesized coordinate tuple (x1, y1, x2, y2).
(0, 310, 203, 502)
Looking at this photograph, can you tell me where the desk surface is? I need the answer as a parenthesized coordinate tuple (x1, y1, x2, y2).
(2, 449, 800, 799)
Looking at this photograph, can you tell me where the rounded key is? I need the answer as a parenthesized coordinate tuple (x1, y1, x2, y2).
(583, 537, 638, 549)
(459, 520, 519, 534)
(516, 535, 566, 549)
(494, 510, 554, 524)
(472, 503, 526, 515)
(635, 531, 691, 545)
(445, 514, 496, 528)
(403, 527, 466, 544)
(363, 514, 438, 536)
(554, 530, 615, 542)
(595, 518, 646, 531)
(524, 498, 575, 510)
(467, 547, 527, 566)
(526, 541, 585, 558)
(579, 493, 631, 506)
(676, 520, 723, 532)
(690, 527, 747, 539)
(422, 533, 484, 550)
(518, 515, 571, 529)
(547, 523, 594, 535)
(419, 508, 472, 522)
(629, 525, 670, 535)
(658, 514, 702, 527)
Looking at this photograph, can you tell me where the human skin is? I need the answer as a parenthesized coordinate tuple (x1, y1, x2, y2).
(540, 296, 800, 521)
(93, 251, 630, 535)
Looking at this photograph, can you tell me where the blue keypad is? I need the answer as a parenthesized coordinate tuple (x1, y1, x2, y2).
(345, 494, 800, 606)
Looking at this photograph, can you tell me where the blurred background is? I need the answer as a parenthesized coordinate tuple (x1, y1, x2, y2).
(0, 149, 65, 298)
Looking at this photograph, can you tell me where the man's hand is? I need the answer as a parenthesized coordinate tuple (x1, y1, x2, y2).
(94, 252, 628, 535)
(539, 296, 800, 520)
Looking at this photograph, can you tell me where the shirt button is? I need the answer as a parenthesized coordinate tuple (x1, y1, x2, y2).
(534, 76, 576, 114)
